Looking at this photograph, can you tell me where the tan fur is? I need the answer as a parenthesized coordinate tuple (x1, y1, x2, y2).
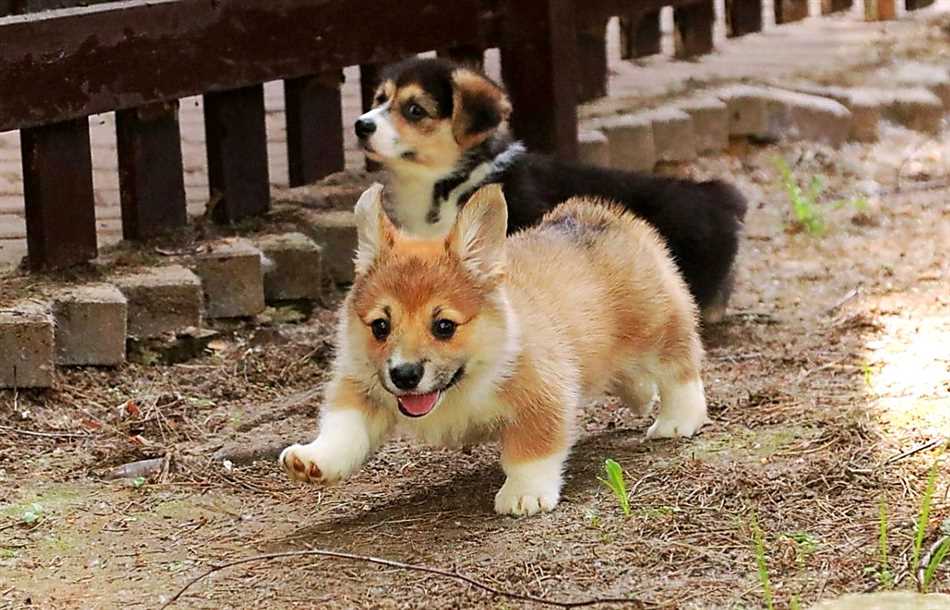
(280, 184, 707, 516)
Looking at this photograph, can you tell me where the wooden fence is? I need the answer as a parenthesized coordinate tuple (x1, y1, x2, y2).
(0, 0, 935, 271)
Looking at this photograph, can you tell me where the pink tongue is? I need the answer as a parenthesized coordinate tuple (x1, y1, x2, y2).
(398, 392, 440, 416)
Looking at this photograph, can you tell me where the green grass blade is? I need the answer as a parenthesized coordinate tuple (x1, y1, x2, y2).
(923, 537, 950, 592)
(751, 516, 774, 610)
(913, 461, 940, 576)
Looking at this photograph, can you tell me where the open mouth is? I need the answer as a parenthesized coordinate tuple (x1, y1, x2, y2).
(395, 366, 465, 418)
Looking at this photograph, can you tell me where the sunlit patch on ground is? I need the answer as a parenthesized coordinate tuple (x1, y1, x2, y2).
(864, 306, 950, 436)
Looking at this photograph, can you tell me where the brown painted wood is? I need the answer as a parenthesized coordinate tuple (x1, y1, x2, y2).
(437, 45, 485, 70)
(830, 0, 854, 11)
(21, 118, 97, 269)
(620, 10, 662, 59)
(674, 0, 715, 59)
(203, 85, 270, 224)
(284, 71, 344, 187)
(359, 63, 382, 172)
(726, 0, 762, 36)
(775, 0, 809, 24)
(116, 101, 187, 240)
(0, 0, 486, 133)
(576, 18, 609, 102)
(500, 0, 578, 160)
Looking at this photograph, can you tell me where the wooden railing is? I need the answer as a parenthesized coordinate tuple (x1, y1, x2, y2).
(0, 0, 935, 271)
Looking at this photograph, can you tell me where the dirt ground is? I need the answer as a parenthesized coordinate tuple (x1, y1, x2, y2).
(2, 116, 949, 608)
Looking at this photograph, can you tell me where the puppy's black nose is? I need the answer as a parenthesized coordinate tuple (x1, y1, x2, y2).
(355, 118, 376, 139)
(390, 363, 423, 391)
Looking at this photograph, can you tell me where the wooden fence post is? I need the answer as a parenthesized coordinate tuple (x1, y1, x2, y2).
(727, 0, 763, 36)
(204, 84, 270, 224)
(284, 70, 345, 187)
(775, 0, 809, 23)
(116, 101, 187, 239)
(500, 0, 578, 160)
(21, 118, 97, 270)
(620, 10, 662, 59)
(437, 45, 485, 70)
(674, 0, 715, 59)
(576, 17, 609, 102)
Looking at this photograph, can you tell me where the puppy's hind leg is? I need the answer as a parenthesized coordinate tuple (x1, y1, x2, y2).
(613, 370, 657, 416)
(645, 328, 708, 440)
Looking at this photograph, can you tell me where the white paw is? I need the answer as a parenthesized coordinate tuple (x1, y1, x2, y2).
(646, 414, 708, 439)
(494, 478, 561, 516)
(279, 442, 349, 484)
(647, 378, 708, 439)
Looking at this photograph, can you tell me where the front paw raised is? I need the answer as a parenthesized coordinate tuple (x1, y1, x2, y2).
(279, 443, 350, 484)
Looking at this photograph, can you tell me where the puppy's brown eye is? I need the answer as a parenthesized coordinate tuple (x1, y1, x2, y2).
(432, 319, 457, 340)
(371, 319, 390, 341)
(404, 103, 427, 121)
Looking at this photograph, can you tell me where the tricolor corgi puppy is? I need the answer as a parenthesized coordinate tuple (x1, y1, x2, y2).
(354, 57, 747, 323)
(280, 183, 707, 516)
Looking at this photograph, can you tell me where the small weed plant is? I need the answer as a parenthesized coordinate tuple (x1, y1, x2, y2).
(599, 459, 630, 517)
(774, 157, 869, 236)
(914, 455, 948, 592)
(878, 496, 894, 589)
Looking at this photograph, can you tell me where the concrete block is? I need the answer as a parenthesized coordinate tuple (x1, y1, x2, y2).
(674, 97, 729, 153)
(714, 85, 770, 138)
(886, 62, 950, 109)
(114, 265, 203, 338)
(810, 592, 950, 610)
(782, 83, 881, 142)
(762, 89, 852, 147)
(193, 238, 266, 319)
(591, 114, 656, 172)
(302, 209, 358, 284)
(577, 129, 610, 167)
(0, 303, 54, 388)
(256, 232, 323, 301)
(885, 88, 944, 133)
(52, 283, 127, 366)
(641, 107, 696, 162)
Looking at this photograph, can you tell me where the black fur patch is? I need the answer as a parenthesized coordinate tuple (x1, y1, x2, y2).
(383, 58, 455, 119)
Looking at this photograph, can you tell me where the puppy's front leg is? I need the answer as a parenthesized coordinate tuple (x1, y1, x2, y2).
(494, 391, 574, 516)
(280, 376, 393, 484)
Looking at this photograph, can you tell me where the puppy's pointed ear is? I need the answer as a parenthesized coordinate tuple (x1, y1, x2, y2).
(451, 69, 512, 150)
(448, 184, 508, 281)
(353, 183, 395, 274)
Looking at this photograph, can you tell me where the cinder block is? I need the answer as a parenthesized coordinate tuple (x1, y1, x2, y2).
(886, 63, 950, 109)
(256, 232, 323, 301)
(674, 97, 729, 153)
(0, 303, 54, 388)
(592, 114, 656, 172)
(714, 85, 770, 138)
(193, 238, 266, 319)
(114, 265, 203, 338)
(52, 284, 127, 366)
(783, 83, 881, 142)
(302, 210, 358, 284)
(762, 89, 852, 147)
(577, 129, 610, 167)
(885, 88, 944, 133)
(642, 107, 696, 162)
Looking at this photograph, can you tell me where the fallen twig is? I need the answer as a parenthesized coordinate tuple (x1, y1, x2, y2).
(0, 425, 89, 440)
(885, 438, 945, 466)
(160, 548, 653, 609)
